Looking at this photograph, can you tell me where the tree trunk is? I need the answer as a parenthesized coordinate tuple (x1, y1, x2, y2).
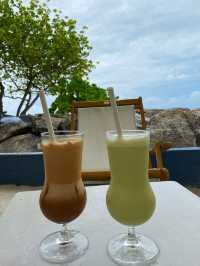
(19, 94, 39, 116)
(16, 89, 30, 116)
(20, 91, 32, 115)
(0, 81, 5, 117)
(16, 79, 33, 116)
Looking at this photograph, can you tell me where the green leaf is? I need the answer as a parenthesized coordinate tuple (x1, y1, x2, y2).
(50, 75, 107, 114)
(0, 0, 95, 115)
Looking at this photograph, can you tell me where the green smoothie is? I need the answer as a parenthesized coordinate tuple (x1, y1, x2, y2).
(106, 130, 156, 226)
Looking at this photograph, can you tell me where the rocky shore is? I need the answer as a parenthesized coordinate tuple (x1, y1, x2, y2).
(0, 114, 70, 152)
(0, 108, 200, 152)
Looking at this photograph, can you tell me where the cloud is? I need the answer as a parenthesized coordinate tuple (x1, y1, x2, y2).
(144, 90, 200, 109)
(4, 0, 200, 114)
(3, 95, 55, 116)
(78, 0, 200, 102)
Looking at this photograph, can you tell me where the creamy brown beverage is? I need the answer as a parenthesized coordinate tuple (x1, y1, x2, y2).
(38, 93, 88, 264)
(40, 135, 86, 224)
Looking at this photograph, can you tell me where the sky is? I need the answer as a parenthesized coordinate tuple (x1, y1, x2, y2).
(4, 0, 200, 114)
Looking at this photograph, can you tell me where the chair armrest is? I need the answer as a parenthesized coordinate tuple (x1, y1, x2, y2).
(148, 168, 169, 181)
(81, 168, 169, 182)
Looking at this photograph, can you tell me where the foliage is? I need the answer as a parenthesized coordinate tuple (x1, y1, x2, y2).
(49, 75, 107, 114)
(0, 0, 94, 116)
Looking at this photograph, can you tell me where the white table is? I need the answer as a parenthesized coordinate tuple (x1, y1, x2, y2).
(0, 181, 200, 266)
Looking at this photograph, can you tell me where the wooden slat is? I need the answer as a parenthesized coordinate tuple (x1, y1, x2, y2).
(72, 97, 170, 181)
(73, 98, 141, 108)
(152, 142, 172, 168)
(71, 97, 146, 130)
(148, 168, 169, 181)
(81, 167, 169, 182)
(81, 171, 110, 181)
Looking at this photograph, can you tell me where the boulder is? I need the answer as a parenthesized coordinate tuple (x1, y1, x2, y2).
(31, 114, 71, 135)
(149, 109, 196, 148)
(0, 109, 199, 152)
(186, 110, 200, 146)
(145, 109, 163, 119)
(0, 117, 31, 142)
(135, 109, 164, 128)
(0, 134, 40, 152)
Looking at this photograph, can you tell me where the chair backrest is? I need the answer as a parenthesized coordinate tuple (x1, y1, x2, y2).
(71, 98, 146, 172)
(71, 97, 146, 130)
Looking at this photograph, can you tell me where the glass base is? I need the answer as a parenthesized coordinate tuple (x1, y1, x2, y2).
(107, 233, 159, 266)
(39, 230, 89, 264)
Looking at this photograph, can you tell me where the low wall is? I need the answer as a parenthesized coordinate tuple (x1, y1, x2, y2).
(163, 148, 200, 187)
(0, 152, 44, 186)
(0, 148, 200, 187)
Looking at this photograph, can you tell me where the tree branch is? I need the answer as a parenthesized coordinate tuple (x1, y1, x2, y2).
(16, 78, 33, 116)
(1, 59, 22, 91)
(5, 95, 23, 100)
(20, 94, 39, 116)
(0, 81, 5, 116)
(20, 90, 32, 113)
(16, 90, 28, 116)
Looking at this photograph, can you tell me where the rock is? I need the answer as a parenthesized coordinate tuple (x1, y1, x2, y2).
(0, 134, 40, 152)
(149, 109, 196, 148)
(185, 110, 200, 146)
(0, 117, 31, 142)
(0, 109, 200, 152)
(0, 114, 71, 153)
(20, 115, 35, 127)
(135, 109, 163, 128)
(31, 114, 71, 135)
(188, 110, 200, 132)
(145, 109, 163, 119)
(57, 114, 72, 130)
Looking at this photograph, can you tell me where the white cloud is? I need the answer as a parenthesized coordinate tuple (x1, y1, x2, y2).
(4, 0, 200, 114)
(3, 95, 55, 116)
(144, 90, 200, 109)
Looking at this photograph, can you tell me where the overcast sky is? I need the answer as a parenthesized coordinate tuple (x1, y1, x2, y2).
(4, 0, 200, 114)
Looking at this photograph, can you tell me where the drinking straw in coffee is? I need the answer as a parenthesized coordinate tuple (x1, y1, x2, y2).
(107, 87, 122, 137)
(39, 89, 55, 141)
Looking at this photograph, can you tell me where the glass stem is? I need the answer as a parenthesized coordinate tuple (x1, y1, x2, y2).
(60, 224, 71, 244)
(127, 227, 138, 247)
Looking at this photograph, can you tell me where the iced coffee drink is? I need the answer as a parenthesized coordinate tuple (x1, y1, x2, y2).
(40, 136, 86, 223)
(39, 131, 88, 264)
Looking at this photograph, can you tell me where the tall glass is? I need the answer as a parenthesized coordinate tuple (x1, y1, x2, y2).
(39, 131, 88, 264)
(106, 130, 159, 266)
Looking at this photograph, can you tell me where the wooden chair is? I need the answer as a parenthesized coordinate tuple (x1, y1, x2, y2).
(71, 97, 146, 130)
(71, 97, 169, 183)
(150, 142, 172, 168)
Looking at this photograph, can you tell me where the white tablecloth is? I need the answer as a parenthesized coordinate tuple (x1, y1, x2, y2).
(0, 181, 200, 266)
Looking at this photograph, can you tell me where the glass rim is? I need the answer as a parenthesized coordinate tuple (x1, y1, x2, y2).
(106, 129, 149, 135)
(41, 130, 83, 137)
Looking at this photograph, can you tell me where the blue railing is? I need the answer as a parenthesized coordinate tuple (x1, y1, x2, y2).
(0, 153, 44, 186)
(163, 148, 200, 187)
(0, 148, 200, 187)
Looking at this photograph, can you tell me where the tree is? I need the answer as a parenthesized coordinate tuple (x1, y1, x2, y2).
(0, 0, 94, 116)
(49, 75, 107, 114)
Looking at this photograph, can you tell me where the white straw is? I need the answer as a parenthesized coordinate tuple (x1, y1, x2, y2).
(107, 87, 122, 137)
(39, 89, 55, 141)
